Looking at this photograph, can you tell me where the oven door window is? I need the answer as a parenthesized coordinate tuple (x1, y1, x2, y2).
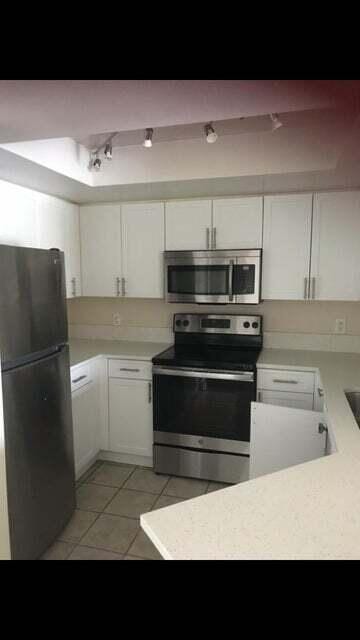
(168, 265, 230, 295)
(154, 373, 254, 442)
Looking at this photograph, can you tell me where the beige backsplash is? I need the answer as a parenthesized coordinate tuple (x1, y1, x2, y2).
(67, 298, 360, 335)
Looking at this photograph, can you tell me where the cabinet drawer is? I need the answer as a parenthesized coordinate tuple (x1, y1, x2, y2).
(257, 389, 314, 410)
(257, 368, 315, 394)
(71, 363, 92, 393)
(108, 359, 152, 380)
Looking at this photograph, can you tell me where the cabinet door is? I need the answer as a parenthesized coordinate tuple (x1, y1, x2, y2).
(212, 197, 263, 249)
(121, 202, 164, 298)
(64, 203, 81, 298)
(311, 191, 360, 300)
(165, 200, 212, 250)
(262, 194, 313, 299)
(37, 195, 81, 298)
(109, 378, 153, 458)
(313, 372, 324, 412)
(250, 402, 327, 479)
(0, 180, 38, 247)
(71, 367, 100, 479)
(80, 205, 121, 297)
(257, 389, 314, 410)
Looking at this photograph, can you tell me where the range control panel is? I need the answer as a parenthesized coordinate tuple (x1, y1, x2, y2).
(173, 314, 262, 336)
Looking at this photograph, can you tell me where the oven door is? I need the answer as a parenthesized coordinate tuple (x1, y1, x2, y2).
(153, 366, 254, 455)
(233, 254, 262, 304)
(165, 257, 233, 304)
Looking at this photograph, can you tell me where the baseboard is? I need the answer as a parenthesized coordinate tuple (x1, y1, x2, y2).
(98, 450, 153, 468)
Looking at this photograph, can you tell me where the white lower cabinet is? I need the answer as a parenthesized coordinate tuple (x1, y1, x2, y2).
(108, 377, 153, 458)
(250, 402, 327, 479)
(314, 371, 325, 412)
(257, 389, 314, 410)
(71, 361, 100, 479)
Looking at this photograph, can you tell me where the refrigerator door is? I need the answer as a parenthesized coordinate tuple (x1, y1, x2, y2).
(0, 245, 67, 368)
(2, 345, 75, 560)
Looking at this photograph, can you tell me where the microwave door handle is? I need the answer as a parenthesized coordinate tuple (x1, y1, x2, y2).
(228, 260, 234, 302)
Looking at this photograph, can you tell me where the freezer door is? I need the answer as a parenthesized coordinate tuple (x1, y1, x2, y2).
(2, 345, 75, 560)
(0, 245, 67, 366)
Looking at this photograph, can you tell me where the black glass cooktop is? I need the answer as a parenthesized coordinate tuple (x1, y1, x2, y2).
(152, 345, 261, 372)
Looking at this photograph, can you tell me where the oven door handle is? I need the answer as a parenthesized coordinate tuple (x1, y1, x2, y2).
(152, 366, 254, 383)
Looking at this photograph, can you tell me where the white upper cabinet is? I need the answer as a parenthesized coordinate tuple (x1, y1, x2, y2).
(262, 194, 313, 299)
(212, 197, 263, 249)
(121, 202, 165, 298)
(64, 203, 82, 298)
(311, 191, 360, 300)
(165, 199, 212, 250)
(0, 180, 38, 248)
(37, 195, 81, 298)
(80, 205, 122, 297)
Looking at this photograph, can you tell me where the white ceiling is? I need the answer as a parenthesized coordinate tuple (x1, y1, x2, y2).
(0, 80, 360, 203)
(0, 80, 358, 144)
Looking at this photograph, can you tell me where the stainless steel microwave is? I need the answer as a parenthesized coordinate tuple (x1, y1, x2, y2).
(164, 249, 262, 304)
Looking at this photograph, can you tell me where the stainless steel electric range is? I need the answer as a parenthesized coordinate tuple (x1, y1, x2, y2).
(152, 313, 262, 484)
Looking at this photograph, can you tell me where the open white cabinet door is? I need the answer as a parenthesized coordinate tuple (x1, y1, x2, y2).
(250, 402, 327, 479)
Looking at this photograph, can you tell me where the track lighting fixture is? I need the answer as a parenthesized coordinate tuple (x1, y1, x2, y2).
(104, 143, 112, 160)
(204, 123, 218, 143)
(270, 113, 283, 131)
(92, 155, 101, 171)
(143, 128, 153, 148)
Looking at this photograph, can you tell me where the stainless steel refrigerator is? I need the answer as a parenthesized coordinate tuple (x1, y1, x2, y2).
(0, 244, 76, 560)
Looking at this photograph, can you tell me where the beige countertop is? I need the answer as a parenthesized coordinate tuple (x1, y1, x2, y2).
(141, 348, 360, 560)
(69, 339, 170, 367)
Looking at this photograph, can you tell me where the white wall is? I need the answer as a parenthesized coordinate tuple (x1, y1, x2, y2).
(0, 138, 92, 185)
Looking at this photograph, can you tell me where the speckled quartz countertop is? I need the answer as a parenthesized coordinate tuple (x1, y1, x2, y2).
(69, 339, 170, 367)
(141, 348, 360, 560)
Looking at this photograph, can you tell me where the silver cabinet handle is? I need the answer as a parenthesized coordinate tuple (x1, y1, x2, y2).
(116, 277, 121, 296)
(318, 422, 328, 434)
(206, 227, 210, 249)
(212, 227, 217, 249)
(72, 374, 87, 384)
(311, 277, 316, 299)
(257, 390, 261, 402)
(71, 277, 76, 297)
(304, 277, 308, 300)
(119, 368, 140, 372)
(228, 260, 234, 302)
(318, 387, 324, 397)
(122, 277, 126, 297)
(273, 379, 299, 384)
(148, 382, 152, 403)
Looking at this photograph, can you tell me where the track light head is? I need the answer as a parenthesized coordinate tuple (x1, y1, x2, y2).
(93, 156, 101, 171)
(270, 113, 283, 131)
(204, 123, 218, 143)
(143, 128, 153, 148)
(104, 143, 112, 160)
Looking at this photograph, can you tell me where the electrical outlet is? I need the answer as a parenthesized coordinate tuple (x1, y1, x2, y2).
(112, 313, 122, 326)
(335, 318, 346, 334)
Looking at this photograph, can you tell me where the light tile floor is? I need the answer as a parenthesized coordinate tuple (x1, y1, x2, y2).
(42, 461, 229, 560)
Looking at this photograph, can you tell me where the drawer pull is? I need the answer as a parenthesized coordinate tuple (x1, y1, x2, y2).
(119, 368, 140, 373)
(272, 379, 299, 384)
(72, 374, 87, 384)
